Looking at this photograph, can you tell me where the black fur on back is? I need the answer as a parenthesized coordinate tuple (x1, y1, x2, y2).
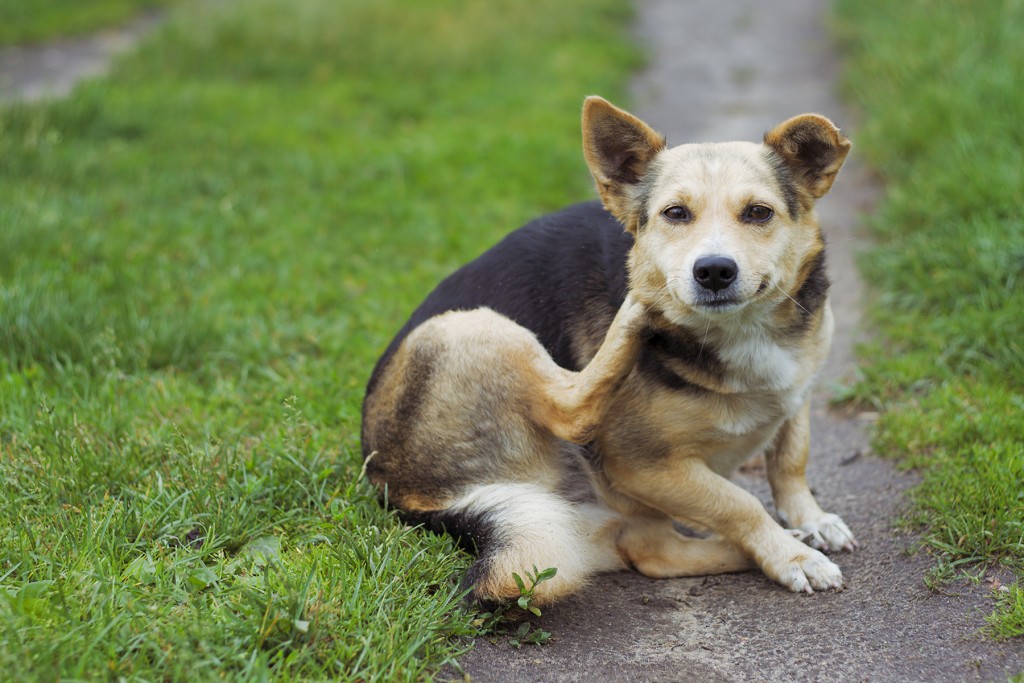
(361, 201, 631, 455)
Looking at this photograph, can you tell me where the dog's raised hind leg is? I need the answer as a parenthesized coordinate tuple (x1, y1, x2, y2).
(528, 294, 647, 444)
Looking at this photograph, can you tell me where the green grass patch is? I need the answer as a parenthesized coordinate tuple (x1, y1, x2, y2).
(0, 0, 172, 45)
(834, 0, 1024, 638)
(0, 0, 640, 678)
(989, 583, 1024, 641)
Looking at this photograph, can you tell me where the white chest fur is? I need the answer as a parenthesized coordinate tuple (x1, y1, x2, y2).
(702, 314, 825, 439)
(711, 306, 829, 403)
(718, 328, 802, 394)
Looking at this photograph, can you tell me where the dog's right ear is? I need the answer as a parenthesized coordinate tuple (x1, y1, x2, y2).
(763, 114, 851, 201)
(582, 96, 666, 232)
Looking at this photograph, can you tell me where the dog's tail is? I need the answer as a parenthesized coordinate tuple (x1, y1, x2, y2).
(405, 482, 624, 605)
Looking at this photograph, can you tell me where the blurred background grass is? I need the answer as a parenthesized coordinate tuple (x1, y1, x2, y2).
(0, 0, 640, 678)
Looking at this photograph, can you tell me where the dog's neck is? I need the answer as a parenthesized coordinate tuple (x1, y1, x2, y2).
(639, 306, 823, 396)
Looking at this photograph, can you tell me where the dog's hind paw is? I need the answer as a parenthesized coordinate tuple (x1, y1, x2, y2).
(789, 513, 858, 553)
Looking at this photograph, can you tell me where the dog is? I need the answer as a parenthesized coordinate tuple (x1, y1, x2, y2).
(361, 96, 857, 605)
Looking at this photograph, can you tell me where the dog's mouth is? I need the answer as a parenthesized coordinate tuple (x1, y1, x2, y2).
(694, 294, 742, 310)
(665, 274, 771, 316)
(691, 279, 769, 312)
(704, 297, 740, 307)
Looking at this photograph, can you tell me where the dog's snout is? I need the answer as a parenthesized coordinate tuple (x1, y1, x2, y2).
(693, 256, 738, 292)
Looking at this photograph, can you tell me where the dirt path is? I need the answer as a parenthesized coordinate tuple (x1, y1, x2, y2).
(460, 1, 1024, 680)
(0, 11, 160, 103)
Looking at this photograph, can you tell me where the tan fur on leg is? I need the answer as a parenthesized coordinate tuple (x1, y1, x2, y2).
(617, 515, 752, 578)
(607, 455, 843, 593)
(767, 400, 858, 552)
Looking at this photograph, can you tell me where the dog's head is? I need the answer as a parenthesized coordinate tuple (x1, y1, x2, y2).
(582, 96, 850, 329)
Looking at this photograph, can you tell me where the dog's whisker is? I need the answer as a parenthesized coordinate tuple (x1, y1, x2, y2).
(773, 281, 810, 315)
(647, 284, 675, 310)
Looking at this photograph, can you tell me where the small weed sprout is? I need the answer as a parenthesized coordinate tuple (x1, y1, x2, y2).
(474, 566, 557, 648)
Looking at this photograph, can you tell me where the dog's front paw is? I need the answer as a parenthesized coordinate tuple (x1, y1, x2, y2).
(790, 513, 857, 553)
(764, 542, 844, 594)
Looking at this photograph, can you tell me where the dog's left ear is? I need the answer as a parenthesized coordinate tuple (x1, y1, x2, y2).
(582, 96, 666, 232)
(764, 114, 851, 199)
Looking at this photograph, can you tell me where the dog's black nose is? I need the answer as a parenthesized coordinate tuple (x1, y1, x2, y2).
(693, 256, 738, 292)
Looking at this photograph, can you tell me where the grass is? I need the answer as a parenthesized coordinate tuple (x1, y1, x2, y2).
(0, 0, 173, 45)
(0, 0, 640, 678)
(834, 0, 1024, 638)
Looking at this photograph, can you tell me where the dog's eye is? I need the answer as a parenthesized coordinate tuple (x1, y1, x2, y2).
(662, 206, 691, 222)
(744, 205, 774, 223)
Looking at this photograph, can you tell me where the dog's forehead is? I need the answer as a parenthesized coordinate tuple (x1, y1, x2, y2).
(649, 141, 778, 200)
